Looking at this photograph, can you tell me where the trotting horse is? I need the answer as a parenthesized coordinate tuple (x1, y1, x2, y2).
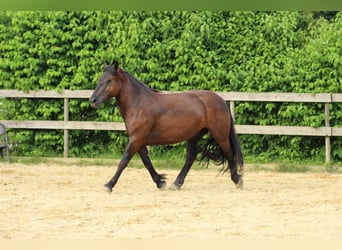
(89, 61, 243, 192)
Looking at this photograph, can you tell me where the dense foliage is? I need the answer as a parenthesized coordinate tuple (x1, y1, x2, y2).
(0, 11, 341, 162)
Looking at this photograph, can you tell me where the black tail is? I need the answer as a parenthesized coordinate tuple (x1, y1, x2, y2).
(197, 133, 225, 168)
(197, 115, 243, 175)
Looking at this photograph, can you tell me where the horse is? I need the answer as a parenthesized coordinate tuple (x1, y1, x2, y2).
(89, 60, 244, 192)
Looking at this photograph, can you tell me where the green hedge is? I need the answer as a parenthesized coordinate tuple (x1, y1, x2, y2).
(0, 11, 341, 161)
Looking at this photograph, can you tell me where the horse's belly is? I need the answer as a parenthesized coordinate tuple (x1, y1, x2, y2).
(147, 116, 203, 145)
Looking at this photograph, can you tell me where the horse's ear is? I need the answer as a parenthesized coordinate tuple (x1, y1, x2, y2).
(103, 60, 109, 70)
(113, 60, 119, 70)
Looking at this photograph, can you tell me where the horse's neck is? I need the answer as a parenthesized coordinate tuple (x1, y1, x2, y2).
(117, 72, 154, 119)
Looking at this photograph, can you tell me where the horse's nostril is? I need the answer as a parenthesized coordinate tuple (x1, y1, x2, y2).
(89, 97, 99, 108)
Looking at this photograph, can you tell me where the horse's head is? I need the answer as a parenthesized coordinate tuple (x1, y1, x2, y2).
(89, 60, 123, 108)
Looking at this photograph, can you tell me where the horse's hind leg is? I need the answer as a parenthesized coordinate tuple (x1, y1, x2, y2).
(210, 130, 243, 188)
(139, 146, 166, 189)
(171, 141, 197, 190)
(172, 130, 206, 190)
(225, 146, 243, 187)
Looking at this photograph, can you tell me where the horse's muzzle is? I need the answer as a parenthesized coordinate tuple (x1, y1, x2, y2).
(89, 97, 99, 108)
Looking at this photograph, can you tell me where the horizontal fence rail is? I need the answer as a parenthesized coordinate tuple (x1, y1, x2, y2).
(1, 90, 342, 162)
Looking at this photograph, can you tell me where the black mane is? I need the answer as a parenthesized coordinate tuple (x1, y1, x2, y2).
(123, 70, 160, 93)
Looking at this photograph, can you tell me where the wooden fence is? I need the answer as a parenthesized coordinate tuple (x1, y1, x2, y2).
(1, 89, 342, 162)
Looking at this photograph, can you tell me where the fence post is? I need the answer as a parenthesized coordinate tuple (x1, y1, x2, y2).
(325, 101, 331, 163)
(64, 98, 69, 158)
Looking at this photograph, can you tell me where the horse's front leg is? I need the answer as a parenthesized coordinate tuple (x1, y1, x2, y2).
(138, 146, 166, 189)
(104, 140, 140, 192)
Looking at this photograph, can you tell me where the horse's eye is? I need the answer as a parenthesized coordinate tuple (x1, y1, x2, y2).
(106, 79, 111, 84)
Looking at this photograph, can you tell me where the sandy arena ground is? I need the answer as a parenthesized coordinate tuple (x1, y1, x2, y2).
(0, 162, 341, 239)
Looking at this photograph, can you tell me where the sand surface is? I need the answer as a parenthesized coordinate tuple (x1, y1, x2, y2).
(0, 163, 341, 239)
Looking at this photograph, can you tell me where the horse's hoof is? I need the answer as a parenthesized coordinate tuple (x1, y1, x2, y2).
(170, 182, 181, 190)
(157, 180, 167, 190)
(157, 174, 167, 190)
(104, 183, 113, 193)
(235, 177, 244, 189)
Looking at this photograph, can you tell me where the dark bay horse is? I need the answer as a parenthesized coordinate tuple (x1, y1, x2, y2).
(89, 61, 243, 192)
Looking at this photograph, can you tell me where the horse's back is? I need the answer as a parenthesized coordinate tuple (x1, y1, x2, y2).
(157, 90, 230, 121)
